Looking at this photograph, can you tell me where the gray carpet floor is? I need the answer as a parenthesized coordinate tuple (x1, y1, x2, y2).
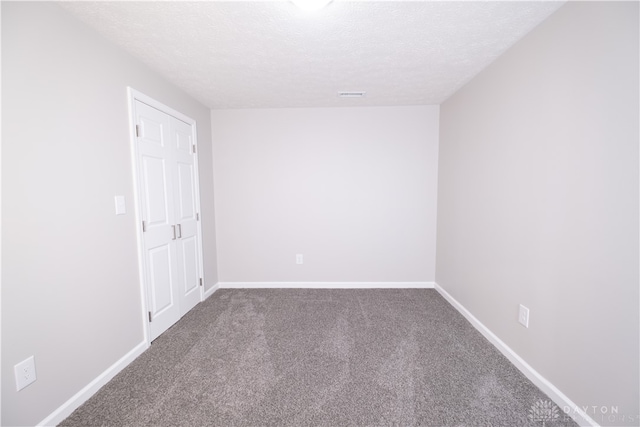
(61, 289, 578, 426)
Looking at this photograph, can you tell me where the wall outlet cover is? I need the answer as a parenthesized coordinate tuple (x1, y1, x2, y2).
(15, 356, 37, 391)
(518, 304, 530, 328)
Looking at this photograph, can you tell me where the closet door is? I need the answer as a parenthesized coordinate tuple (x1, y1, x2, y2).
(171, 117, 201, 315)
(134, 99, 202, 342)
(136, 101, 181, 341)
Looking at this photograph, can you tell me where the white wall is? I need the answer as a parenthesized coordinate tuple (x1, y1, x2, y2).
(212, 106, 439, 284)
(437, 2, 639, 425)
(1, 3, 217, 425)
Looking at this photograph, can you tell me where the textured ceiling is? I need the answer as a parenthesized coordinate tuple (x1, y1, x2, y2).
(60, 1, 565, 109)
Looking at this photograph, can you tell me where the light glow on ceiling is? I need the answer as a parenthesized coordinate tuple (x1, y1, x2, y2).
(290, 0, 333, 12)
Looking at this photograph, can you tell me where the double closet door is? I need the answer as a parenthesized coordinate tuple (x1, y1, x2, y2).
(133, 99, 203, 342)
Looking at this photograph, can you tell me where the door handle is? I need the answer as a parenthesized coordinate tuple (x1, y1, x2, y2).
(177, 224, 182, 239)
(172, 225, 177, 240)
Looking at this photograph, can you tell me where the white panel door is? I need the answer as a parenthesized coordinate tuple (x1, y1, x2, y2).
(136, 101, 181, 341)
(171, 117, 201, 315)
(134, 99, 203, 342)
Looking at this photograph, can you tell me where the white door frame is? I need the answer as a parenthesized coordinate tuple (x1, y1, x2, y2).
(127, 87, 205, 344)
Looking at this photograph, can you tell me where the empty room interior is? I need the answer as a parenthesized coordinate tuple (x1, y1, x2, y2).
(2, 1, 638, 426)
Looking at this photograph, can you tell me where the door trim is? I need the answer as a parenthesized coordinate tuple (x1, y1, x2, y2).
(127, 87, 205, 344)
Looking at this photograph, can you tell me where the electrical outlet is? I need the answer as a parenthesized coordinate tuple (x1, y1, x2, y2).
(296, 254, 303, 265)
(15, 356, 37, 391)
(518, 304, 530, 328)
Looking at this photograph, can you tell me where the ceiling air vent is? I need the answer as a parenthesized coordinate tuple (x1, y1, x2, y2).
(338, 91, 366, 98)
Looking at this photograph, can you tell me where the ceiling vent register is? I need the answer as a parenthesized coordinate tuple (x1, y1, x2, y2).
(338, 92, 366, 98)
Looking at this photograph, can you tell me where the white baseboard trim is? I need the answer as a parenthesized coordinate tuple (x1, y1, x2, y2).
(217, 282, 435, 289)
(434, 283, 598, 427)
(203, 282, 220, 299)
(37, 340, 148, 427)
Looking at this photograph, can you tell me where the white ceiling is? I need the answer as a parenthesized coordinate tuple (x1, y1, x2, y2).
(60, 1, 565, 110)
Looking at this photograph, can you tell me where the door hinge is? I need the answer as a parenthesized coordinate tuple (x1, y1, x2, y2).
(142, 221, 147, 232)
(148, 311, 152, 322)
(192, 144, 196, 154)
(196, 213, 199, 221)
(199, 278, 203, 287)
(135, 124, 140, 137)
